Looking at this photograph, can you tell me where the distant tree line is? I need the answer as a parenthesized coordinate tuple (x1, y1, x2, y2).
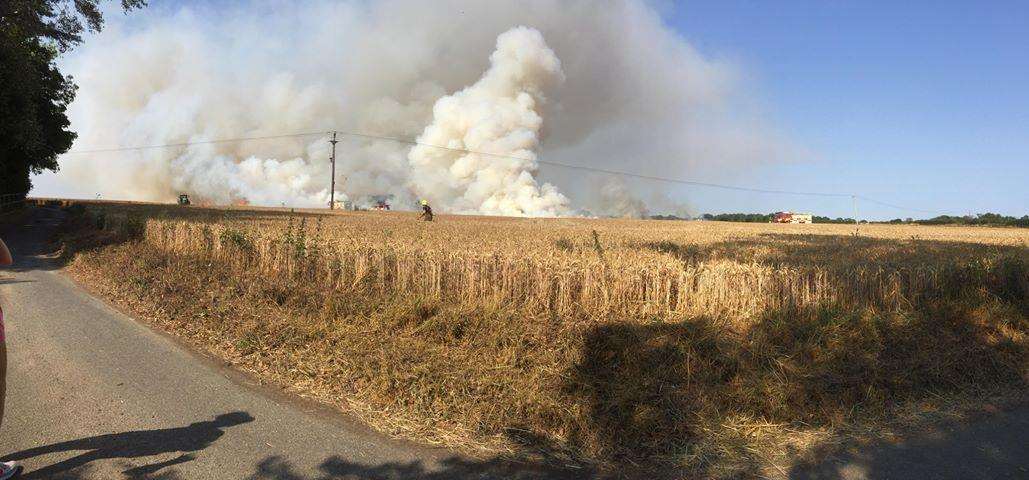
(700, 213, 773, 222)
(650, 211, 1028, 228)
(901, 213, 1029, 227)
(690, 213, 859, 224)
(812, 216, 858, 224)
(649, 214, 690, 221)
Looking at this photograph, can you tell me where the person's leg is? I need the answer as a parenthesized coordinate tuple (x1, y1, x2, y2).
(0, 312, 21, 479)
(0, 341, 18, 479)
(0, 324, 6, 431)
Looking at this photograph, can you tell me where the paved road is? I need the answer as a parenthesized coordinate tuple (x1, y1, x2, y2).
(0, 207, 573, 479)
(0, 206, 1026, 480)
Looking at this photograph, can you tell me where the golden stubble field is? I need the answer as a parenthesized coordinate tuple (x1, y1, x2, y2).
(57, 200, 1029, 478)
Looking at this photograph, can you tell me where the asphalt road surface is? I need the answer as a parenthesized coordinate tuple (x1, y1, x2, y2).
(0, 206, 1026, 479)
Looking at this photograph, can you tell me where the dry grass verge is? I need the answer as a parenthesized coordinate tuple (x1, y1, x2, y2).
(58, 204, 1028, 478)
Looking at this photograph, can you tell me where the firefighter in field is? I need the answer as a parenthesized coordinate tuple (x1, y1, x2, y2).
(418, 199, 433, 222)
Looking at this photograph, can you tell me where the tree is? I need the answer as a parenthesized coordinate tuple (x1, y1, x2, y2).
(0, 0, 146, 196)
(813, 215, 855, 224)
(699, 212, 776, 223)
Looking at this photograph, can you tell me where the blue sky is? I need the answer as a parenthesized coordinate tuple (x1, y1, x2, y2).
(664, 1, 1028, 218)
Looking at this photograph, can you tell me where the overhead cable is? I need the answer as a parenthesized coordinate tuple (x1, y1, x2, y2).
(64, 129, 942, 214)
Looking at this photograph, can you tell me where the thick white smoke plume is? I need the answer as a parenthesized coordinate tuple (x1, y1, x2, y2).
(40, 0, 801, 216)
(408, 27, 568, 216)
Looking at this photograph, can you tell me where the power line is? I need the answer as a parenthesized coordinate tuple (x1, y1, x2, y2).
(537, 160, 853, 197)
(337, 131, 532, 161)
(64, 131, 329, 154)
(342, 131, 955, 213)
(334, 131, 851, 197)
(855, 195, 942, 215)
(61, 129, 942, 215)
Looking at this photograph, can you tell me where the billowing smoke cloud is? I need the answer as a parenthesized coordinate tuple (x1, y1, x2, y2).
(408, 27, 568, 216)
(40, 0, 802, 215)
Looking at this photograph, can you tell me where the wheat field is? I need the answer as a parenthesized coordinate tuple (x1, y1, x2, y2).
(60, 201, 1029, 478)
(94, 203, 1028, 321)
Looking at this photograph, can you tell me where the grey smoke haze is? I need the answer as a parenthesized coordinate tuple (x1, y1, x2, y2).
(47, 0, 800, 216)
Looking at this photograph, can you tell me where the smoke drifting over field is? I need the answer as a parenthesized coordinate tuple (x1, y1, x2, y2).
(408, 27, 569, 216)
(50, 0, 798, 216)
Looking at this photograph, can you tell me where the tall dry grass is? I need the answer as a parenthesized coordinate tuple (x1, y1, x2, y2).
(101, 207, 1026, 324)
(63, 202, 1028, 478)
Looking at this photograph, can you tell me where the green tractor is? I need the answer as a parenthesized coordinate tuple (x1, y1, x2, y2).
(178, 194, 191, 206)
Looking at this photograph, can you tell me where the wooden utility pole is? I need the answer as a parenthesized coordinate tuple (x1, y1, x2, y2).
(329, 131, 338, 209)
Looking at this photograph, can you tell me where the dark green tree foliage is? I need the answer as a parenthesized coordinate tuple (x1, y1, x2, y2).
(812, 216, 856, 224)
(697, 211, 1027, 227)
(702, 212, 775, 223)
(917, 213, 1029, 228)
(0, 1, 145, 196)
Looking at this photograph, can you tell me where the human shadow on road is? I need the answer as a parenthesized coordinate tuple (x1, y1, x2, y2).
(2, 411, 254, 479)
